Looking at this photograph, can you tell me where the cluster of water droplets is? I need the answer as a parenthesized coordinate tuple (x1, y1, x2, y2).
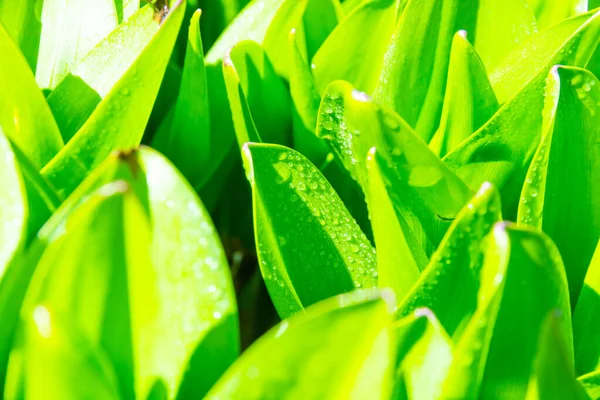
(318, 91, 362, 182)
(570, 72, 599, 116)
(267, 148, 378, 289)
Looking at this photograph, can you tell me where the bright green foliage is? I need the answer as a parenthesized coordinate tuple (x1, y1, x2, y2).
(0, 0, 598, 399)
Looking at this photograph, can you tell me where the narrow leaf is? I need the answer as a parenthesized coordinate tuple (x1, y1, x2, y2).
(311, 0, 398, 94)
(429, 31, 499, 158)
(374, 0, 461, 142)
(397, 183, 502, 339)
(518, 66, 600, 305)
(0, 25, 63, 169)
(151, 10, 211, 186)
(41, 1, 186, 198)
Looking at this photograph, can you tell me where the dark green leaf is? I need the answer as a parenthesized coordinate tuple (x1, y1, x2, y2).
(242, 143, 377, 318)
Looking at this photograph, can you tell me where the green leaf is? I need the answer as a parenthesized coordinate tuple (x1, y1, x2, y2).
(473, 0, 537, 72)
(490, 9, 600, 104)
(316, 82, 472, 284)
(579, 370, 600, 400)
(528, 0, 587, 29)
(223, 53, 262, 147)
(574, 241, 600, 375)
(442, 67, 551, 220)
(263, 0, 342, 79)
(9, 182, 137, 399)
(242, 143, 377, 318)
(135, 148, 239, 399)
(116, 0, 140, 23)
(35, 0, 118, 89)
(0, 128, 27, 281)
(205, 0, 285, 64)
(0, 0, 42, 70)
(366, 147, 428, 299)
(0, 24, 63, 169)
(374, 0, 461, 142)
(288, 30, 329, 165)
(397, 183, 502, 339)
(6, 308, 121, 400)
(206, 290, 395, 400)
(224, 40, 292, 148)
(392, 309, 453, 400)
(320, 153, 374, 244)
(518, 66, 600, 305)
(41, 1, 186, 199)
(442, 223, 572, 399)
(429, 31, 499, 158)
(311, 0, 398, 94)
(151, 10, 211, 186)
(13, 147, 238, 399)
(46, 5, 161, 143)
(8, 142, 61, 244)
(525, 311, 589, 400)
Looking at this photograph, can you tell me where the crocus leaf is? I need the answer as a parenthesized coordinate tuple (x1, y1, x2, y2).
(579, 369, 600, 400)
(326, 84, 474, 254)
(311, 0, 398, 94)
(528, 0, 588, 29)
(14, 147, 238, 399)
(35, 0, 118, 89)
(429, 31, 499, 158)
(518, 66, 600, 305)
(263, 0, 342, 79)
(525, 311, 589, 400)
(0, 128, 27, 282)
(242, 143, 377, 319)
(301, 0, 344, 62)
(41, 1, 186, 199)
(374, 0, 462, 142)
(223, 54, 262, 147)
(10, 182, 138, 399)
(366, 147, 428, 299)
(206, 290, 395, 400)
(0, 24, 63, 169)
(288, 30, 329, 165)
(0, 0, 42, 70)
(342, 0, 367, 13)
(46, 4, 162, 143)
(490, 9, 600, 104)
(6, 308, 121, 400)
(8, 142, 61, 244)
(318, 152, 374, 243)
(392, 309, 454, 400)
(205, 0, 285, 64)
(397, 183, 502, 339)
(117, 0, 140, 23)
(574, 241, 600, 375)
(473, 0, 537, 72)
(132, 148, 240, 399)
(151, 9, 211, 187)
(442, 223, 572, 399)
(442, 66, 554, 220)
(225, 40, 292, 147)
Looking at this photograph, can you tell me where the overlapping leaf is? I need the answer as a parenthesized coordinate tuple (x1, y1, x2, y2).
(518, 66, 600, 305)
(243, 143, 377, 318)
(41, 2, 186, 198)
(206, 290, 395, 399)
